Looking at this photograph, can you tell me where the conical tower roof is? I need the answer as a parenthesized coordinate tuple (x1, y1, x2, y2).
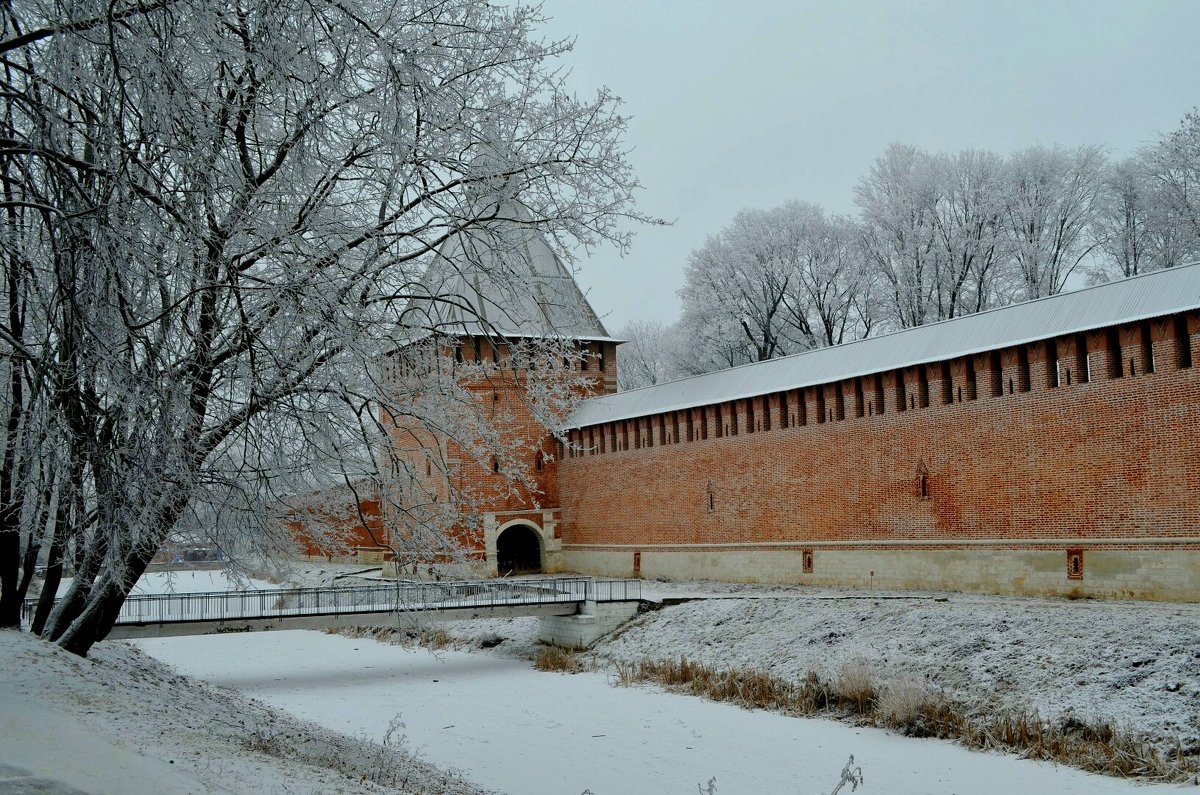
(402, 198, 615, 342)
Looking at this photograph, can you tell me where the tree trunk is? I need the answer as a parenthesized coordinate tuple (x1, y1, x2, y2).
(0, 486, 23, 627)
(56, 546, 152, 656)
(43, 528, 106, 642)
(31, 502, 68, 636)
(0, 526, 18, 627)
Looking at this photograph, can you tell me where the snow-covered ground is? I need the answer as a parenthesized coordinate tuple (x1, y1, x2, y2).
(135, 629, 1184, 795)
(0, 629, 490, 794)
(595, 585, 1200, 755)
(10, 570, 1198, 793)
(348, 579, 1200, 758)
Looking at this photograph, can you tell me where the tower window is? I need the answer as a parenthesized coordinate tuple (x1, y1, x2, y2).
(940, 362, 953, 404)
(964, 356, 977, 400)
(1139, 321, 1154, 375)
(874, 374, 886, 414)
(473, 337, 482, 363)
(1106, 328, 1124, 378)
(1177, 315, 1194, 369)
(1017, 347, 1031, 393)
(989, 351, 1003, 397)
(895, 371, 907, 412)
(535, 452, 544, 472)
(917, 367, 929, 408)
(1075, 333, 1091, 383)
(1046, 340, 1060, 389)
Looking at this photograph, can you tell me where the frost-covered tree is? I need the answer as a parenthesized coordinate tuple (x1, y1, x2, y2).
(783, 208, 873, 346)
(677, 202, 875, 374)
(0, 0, 647, 654)
(1138, 110, 1200, 269)
(1089, 158, 1160, 280)
(616, 319, 681, 390)
(679, 216, 794, 365)
(1002, 144, 1107, 299)
(674, 288, 754, 375)
(855, 144, 942, 328)
(929, 150, 1010, 315)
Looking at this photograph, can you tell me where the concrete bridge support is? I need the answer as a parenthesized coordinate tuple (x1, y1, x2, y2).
(537, 600, 639, 649)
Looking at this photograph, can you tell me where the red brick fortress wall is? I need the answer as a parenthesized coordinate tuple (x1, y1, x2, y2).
(558, 311, 1200, 600)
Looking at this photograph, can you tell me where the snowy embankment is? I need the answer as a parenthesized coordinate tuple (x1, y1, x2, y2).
(394, 580, 1200, 758)
(594, 583, 1200, 755)
(5, 564, 492, 795)
(0, 629, 491, 795)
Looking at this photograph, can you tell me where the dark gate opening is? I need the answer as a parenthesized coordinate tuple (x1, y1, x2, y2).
(496, 525, 542, 575)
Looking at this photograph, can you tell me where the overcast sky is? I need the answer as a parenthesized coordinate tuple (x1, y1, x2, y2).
(532, 0, 1200, 333)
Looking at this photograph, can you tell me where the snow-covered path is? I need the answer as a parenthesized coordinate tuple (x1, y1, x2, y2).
(137, 631, 1183, 795)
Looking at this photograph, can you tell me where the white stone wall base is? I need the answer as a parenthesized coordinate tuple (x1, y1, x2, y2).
(538, 601, 639, 648)
(562, 547, 1200, 602)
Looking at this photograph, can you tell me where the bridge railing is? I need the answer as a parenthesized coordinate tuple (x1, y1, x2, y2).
(22, 575, 639, 628)
(589, 578, 641, 602)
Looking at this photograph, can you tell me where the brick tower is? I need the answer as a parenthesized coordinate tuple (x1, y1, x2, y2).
(386, 195, 618, 576)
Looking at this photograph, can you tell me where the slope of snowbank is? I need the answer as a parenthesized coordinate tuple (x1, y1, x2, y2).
(0, 629, 491, 794)
(391, 579, 1200, 758)
(591, 586, 1200, 754)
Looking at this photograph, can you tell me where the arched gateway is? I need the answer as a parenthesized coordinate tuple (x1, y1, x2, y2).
(496, 524, 542, 575)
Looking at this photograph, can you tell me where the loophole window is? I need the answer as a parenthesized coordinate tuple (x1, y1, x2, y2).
(1066, 548, 1084, 580)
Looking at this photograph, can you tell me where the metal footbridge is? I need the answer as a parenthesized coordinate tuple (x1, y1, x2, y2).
(26, 577, 642, 639)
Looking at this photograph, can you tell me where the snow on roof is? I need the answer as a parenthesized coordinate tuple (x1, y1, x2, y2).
(569, 263, 1200, 429)
(401, 198, 615, 343)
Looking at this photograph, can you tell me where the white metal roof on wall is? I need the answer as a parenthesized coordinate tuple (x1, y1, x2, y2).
(568, 263, 1200, 429)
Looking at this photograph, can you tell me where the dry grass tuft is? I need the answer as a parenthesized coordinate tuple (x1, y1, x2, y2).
(419, 628, 451, 650)
(610, 654, 1198, 783)
(876, 674, 941, 736)
(835, 658, 876, 715)
(534, 646, 583, 673)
